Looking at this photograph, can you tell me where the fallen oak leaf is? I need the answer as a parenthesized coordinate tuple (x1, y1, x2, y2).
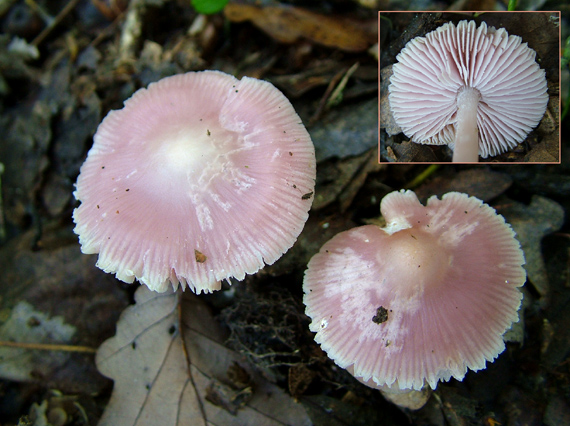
(96, 288, 192, 425)
(181, 295, 313, 425)
(96, 286, 311, 426)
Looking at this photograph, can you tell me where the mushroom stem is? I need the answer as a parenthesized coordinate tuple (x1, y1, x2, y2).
(349, 369, 432, 410)
(453, 87, 481, 162)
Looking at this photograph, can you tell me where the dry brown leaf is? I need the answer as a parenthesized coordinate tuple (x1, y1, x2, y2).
(224, 4, 374, 52)
(96, 286, 312, 426)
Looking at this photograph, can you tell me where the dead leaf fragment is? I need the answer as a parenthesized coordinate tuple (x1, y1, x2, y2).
(312, 148, 383, 212)
(194, 249, 207, 263)
(500, 195, 565, 297)
(379, 65, 400, 136)
(224, 4, 374, 52)
(0, 223, 129, 394)
(310, 98, 378, 163)
(96, 286, 312, 426)
(0, 301, 76, 382)
(288, 364, 315, 398)
(205, 378, 253, 415)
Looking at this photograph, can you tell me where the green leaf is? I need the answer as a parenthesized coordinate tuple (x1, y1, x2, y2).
(191, 0, 229, 14)
(561, 36, 570, 69)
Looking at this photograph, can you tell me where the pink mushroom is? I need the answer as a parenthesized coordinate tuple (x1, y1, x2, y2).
(303, 190, 525, 393)
(388, 20, 548, 162)
(73, 70, 316, 293)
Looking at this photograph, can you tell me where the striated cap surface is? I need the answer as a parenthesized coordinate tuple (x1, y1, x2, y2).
(74, 71, 316, 293)
(304, 190, 525, 390)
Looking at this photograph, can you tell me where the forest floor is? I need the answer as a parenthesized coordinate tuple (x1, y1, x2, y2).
(1, 1, 569, 425)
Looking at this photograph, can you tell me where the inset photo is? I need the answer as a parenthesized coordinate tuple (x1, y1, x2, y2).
(379, 12, 560, 163)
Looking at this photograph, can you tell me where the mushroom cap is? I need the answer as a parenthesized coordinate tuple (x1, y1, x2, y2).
(303, 190, 525, 391)
(388, 20, 548, 158)
(73, 71, 316, 293)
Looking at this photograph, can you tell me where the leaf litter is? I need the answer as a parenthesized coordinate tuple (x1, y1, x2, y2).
(0, 301, 76, 383)
(96, 285, 312, 426)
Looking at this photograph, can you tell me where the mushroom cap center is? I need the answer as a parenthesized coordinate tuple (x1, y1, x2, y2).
(150, 123, 231, 181)
(126, 117, 246, 204)
(155, 127, 219, 174)
(383, 229, 450, 296)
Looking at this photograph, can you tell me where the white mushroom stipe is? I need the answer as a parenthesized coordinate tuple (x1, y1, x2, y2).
(453, 87, 481, 162)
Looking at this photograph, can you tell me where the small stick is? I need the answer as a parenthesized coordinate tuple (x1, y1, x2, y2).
(0, 340, 97, 353)
(32, 0, 81, 47)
